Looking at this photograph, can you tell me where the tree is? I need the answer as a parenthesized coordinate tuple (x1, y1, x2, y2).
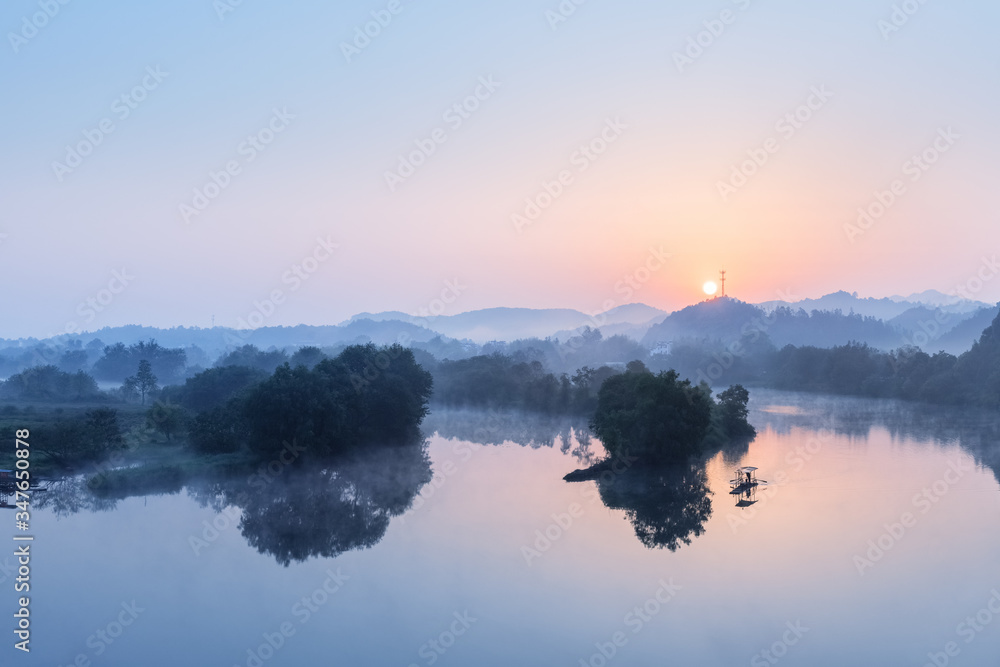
(122, 376, 138, 402)
(146, 401, 185, 441)
(85, 408, 126, 453)
(290, 346, 327, 369)
(591, 370, 713, 464)
(238, 344, 433, 460)
(168, 365, 266, 412)
(625, 360, 649, 374)
(215, 345, 288, 373)
(123, 360, 158, 405)
(716, 384, 755, 438)
(189, 404, 244, 454)
(93, 339, 186, 384)
(0, 366, 100, 402)
(580, 326, 603, 345)
(58, 349, 90, 373)
(32, 408, 126, 468)
(430, 352, 620, 415)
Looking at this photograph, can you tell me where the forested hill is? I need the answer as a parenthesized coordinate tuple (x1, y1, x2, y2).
(3, 295, 997, 384)
(642, 297, 904, 350)
(1, 320, 449, 361)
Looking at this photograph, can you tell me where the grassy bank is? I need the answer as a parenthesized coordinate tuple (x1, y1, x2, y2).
(0, 401, 259, 496)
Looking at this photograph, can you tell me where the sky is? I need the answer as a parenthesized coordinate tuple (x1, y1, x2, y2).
(2, 0, 999, 339)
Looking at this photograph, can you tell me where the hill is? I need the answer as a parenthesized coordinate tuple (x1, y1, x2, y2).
(344, 304, 666, 343)
(758, 290, 990, 321)
(0, 320, 452, 362)
(642, 297, 902, 350)
(931, 306, 1000, 355)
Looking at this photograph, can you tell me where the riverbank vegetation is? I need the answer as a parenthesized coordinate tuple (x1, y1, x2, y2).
(0, 344, 433, 486)
(7, 308, 1000, 492)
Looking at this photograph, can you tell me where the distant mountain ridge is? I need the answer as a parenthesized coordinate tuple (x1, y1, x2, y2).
(930, 306, 1000, 355)
(4, 293, 995, 360)
(888, 289, 986, 309)
(0, 320, 451, 361)
(758, 289, 989, 320)
(342, 291, 991, 346)
(342, 304, 668, 344)
(641, 294, 1000, 353)
(641, 296, 906, 350)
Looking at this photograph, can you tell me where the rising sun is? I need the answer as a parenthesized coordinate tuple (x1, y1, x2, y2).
(703, 281, 718, 296)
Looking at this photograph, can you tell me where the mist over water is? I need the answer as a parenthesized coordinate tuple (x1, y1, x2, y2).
(6, 390, 998, 665)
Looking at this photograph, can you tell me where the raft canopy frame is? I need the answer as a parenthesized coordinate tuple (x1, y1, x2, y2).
(729, 466, 758, 486)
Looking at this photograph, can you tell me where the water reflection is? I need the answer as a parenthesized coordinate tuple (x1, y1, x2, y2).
(19, 395, 1000, 666)
(34, 440, 432, 566)
(596, 464, 713, 551)
(187, 440, 432, 566)
(731, 482, 759, 509)
(34, 476, 120, 515)
(423, 408, 598, 465)
(29, 395, 1000, 565)
(716, 435, 752, 468)
(749, 391, 1000, 485)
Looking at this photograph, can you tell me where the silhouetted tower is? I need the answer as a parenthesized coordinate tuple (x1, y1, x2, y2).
(719, 270, 726, 298)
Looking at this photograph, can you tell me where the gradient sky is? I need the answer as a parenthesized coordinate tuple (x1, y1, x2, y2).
(2, 0, 998, 338)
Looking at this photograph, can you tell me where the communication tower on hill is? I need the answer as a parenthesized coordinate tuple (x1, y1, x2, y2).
(719, 270, 726, 298)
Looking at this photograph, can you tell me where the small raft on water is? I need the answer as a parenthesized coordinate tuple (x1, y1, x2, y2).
(729, 466, 767, 494)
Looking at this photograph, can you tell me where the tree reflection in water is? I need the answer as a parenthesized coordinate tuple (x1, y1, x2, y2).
(423, 408, 599, 466)
(30, 398, 1000, 561)
(188, 439, 432, 566)
(596, 463, 713, 552)
(33, 476, 120, 516)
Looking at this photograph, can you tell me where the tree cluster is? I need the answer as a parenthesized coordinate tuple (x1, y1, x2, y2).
(0, 365, 101, 402)
(190, 344, 433, 460)
(428, 352, 620, 415)
(122, 360, 158, 405)
(591, 365, 754, 464)
(768, 335, 996, 406)
(655, 308, 1000, 408)
(92, 339, 186, 384)
(214, 344, 290, 374)
(31, 408, 125, 468)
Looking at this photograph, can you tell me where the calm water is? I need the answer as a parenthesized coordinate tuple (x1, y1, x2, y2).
(6, 390, 1000, 666)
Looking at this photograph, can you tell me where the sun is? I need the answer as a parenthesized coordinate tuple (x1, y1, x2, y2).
(703, 281, 718, 296)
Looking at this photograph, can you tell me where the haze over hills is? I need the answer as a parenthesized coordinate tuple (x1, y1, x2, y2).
(0, 320, 454, 363)
(338, 291, 996, 350)
(888, 289, 989, 308)
(757, 290, 990, 320)
(339, 291, 991, 348)
(641, 297, 910, 351)
(1, 293, 995, 378)
(343, 307, 589, 342)
(930, 305, 1000, 355)
(342, 304, 668, 344)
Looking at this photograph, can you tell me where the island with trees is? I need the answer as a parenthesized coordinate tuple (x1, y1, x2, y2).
(0, 326, 759, 485)
(12, 306, 1000, 508)
(0, 343, 433, 497)
(562, 362, 755, 481)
